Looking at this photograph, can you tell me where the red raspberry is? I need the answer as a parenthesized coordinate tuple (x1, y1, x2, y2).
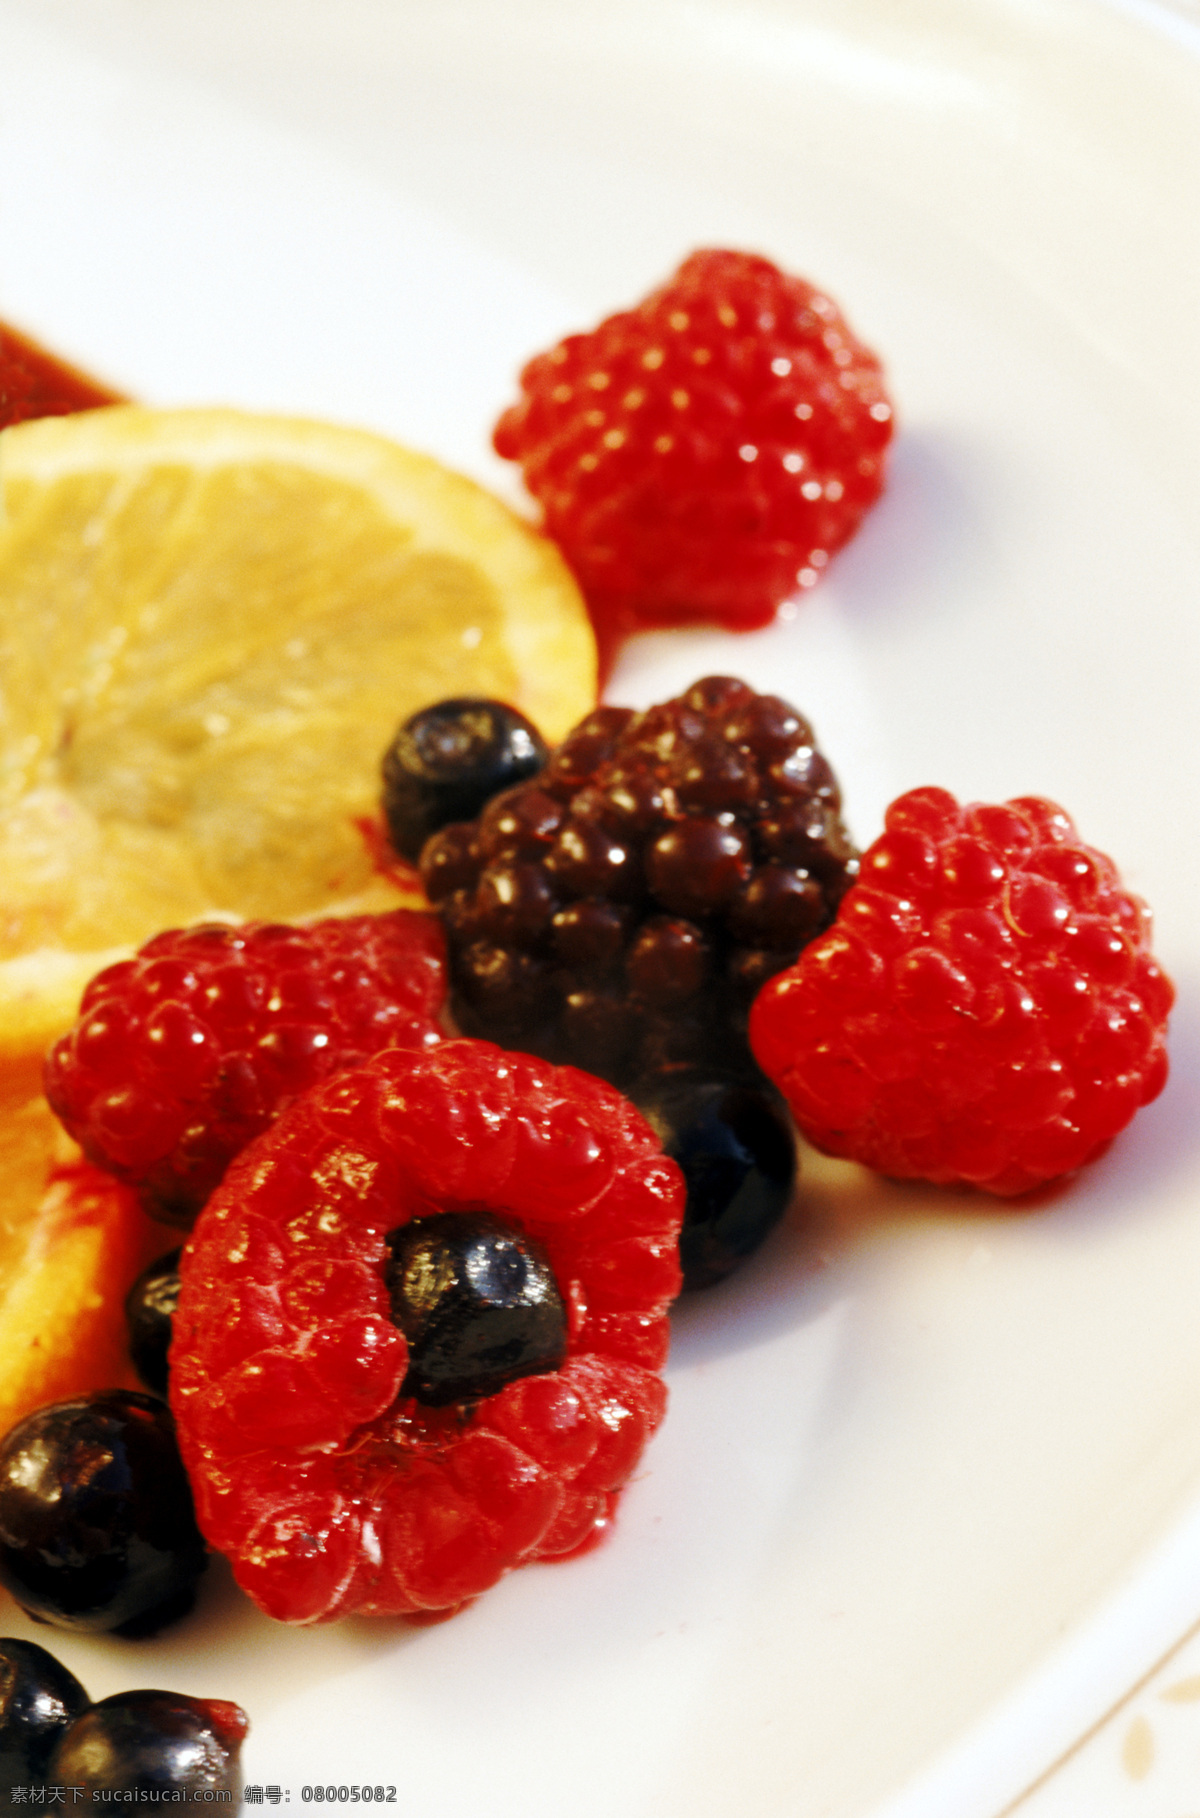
(44, 912, 446, 1227)
(749, 788, 1174, 1195)
(493, 248, 893, 645)
(170, 1039, 683, 1622)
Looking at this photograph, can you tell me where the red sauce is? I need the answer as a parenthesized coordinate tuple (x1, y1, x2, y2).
(0, 319, 126, 428)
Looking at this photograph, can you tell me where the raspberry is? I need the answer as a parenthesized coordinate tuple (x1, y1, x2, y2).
(493, 248, 893, 644)
(170, 1039, 682, 1622)
(423, 676, 858, 1088)
(44, 912, 446, 1227)
(749, 788, 1174, 1195)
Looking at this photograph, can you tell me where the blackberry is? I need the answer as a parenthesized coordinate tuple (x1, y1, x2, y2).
(382, 698, 549, 860)
(423, 677, 857, 1085)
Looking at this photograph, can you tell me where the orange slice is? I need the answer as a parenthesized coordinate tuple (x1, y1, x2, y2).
(0, 406, 597, 1057)
(0, 1051, 168, 1438)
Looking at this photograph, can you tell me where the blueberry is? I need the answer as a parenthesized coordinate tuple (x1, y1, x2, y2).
(628, 1069, 796, 1289)
(48, 1691, 247, 1799)
(0, 1392, 206, 1635)
(384, 1212, 567, 1405)
(381, 697, 549, 860)
(124, 1249, 182, 1397)
(0, 1638, 89, 1783)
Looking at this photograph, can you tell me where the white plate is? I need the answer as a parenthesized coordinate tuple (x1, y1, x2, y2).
(2, 2, 1199, 1812)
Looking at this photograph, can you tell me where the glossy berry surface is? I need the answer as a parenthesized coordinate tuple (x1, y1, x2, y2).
(0, 1392, 206, 1635)
(751, 788, 1175, 1195)
(125, 1249, 183, 1398)
(629, 1070, 796, 1289)
(0, 1638, 89, 1783)
(382, 697, 549, 861)
(493, 248, 893, 643)
(170, 1039, 683, 1623)
(47, 1691, 247, 1800)
(385, 1213, 567, 1405)
(45, 910, 445, 1227)
(424, 676, 857, 1087)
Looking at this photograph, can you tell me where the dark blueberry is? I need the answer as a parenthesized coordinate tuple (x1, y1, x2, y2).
(382, 698, 549, 860)
(629, 1069, 797, 1290)
(384, 1212, 567, 1406)
(48, 1691, 247, 1800)
(0, 1392, 207, 1635)
(124, 1249, 182, 1397)
(0, 1638, 89, 1783)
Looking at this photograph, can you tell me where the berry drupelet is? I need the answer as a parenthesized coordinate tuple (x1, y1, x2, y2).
(45, 909, 446, 1228)
(493, 248, 894, 644)
(0, 1392, 206, 1636)
(170, 1039, 683, 1623)
(422, 677, 858, 1088)
(750, 787, 1174, 1195)
(381, 697, 549, 861)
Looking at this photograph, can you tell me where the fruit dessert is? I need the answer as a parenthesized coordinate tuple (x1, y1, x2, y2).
(493, 247, 894, 649)
(0, 1636, 246, 1801)
(169, 1040, 683, 1622)
(420, 676, 858, 1088)
(0, 242, 1178, 1720)
(750, 788, 1174, 1194)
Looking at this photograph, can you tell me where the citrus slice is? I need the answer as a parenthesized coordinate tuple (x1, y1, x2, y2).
(0, 406, 597, 1054)
(0, 1051, 167, 1439)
